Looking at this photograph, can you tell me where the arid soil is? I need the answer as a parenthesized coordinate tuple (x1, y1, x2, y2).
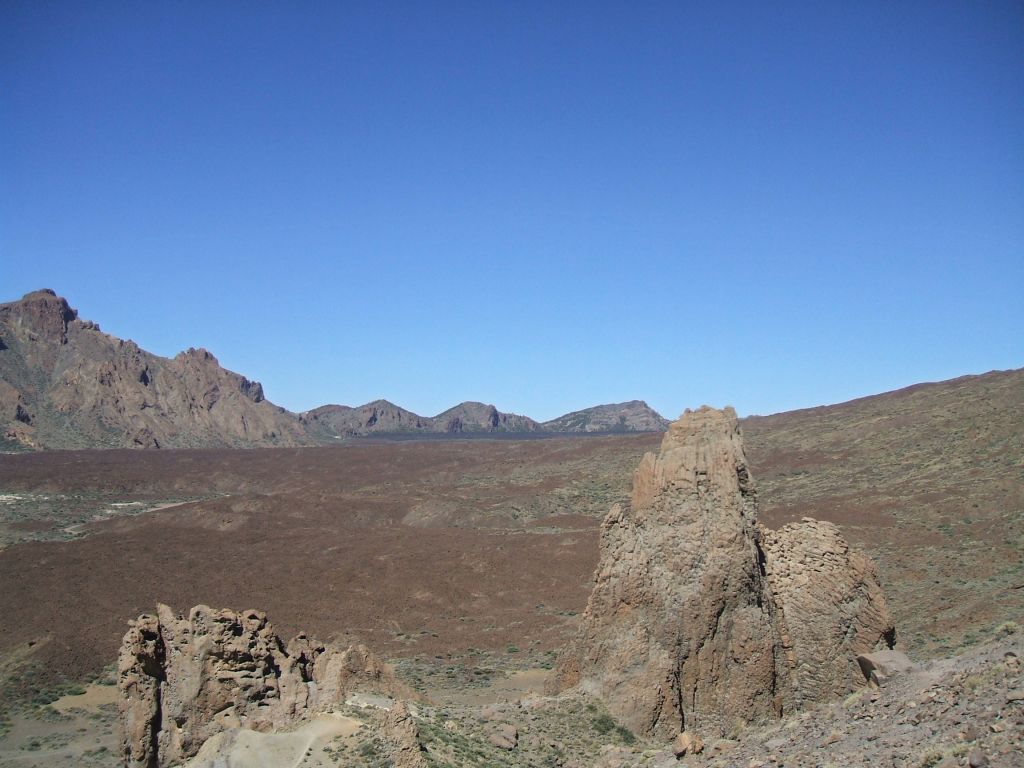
(0, 434, 656, 701)
(0, 369, 1021, 765)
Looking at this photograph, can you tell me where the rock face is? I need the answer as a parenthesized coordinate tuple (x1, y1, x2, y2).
(552, 406, 895, 740)
(118, 604, 412, 768)
(541, 400, 670, 433)
(761, 518, 896, 707)
(0, 290, 310, 449)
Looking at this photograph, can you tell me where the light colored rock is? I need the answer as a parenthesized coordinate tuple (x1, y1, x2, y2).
(762, 520, 897, 706)
(552, 407, 778, 739)
(379, 701, 428, 768)
(855, 649, 915, 685)
(552, 407, 895, 740)
(118, 603, 413, 767)
(487, 723, 519, 750)
(673, 730, 705, 756)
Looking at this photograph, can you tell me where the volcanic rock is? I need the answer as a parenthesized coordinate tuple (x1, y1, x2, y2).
(379, 701, 429, 768)
(118, 604, 412, 768)
(552, 406, 895, 740)
(855, 649, 915, 685)
(541, 400, 670, 433)
(0, 290, 310, 449)
(432, 401, 541, 433)
(761, 519, 897, 705)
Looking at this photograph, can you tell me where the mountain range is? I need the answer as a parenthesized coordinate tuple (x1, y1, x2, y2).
(0, 290, 669, 450)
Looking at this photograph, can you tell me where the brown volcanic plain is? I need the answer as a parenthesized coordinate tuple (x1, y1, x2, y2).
(0, 368, 1022, 714)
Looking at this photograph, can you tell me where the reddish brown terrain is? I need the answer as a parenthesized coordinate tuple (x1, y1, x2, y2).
(1, 368, 1021, 688)
(0, 434, 656, 698)
(0, 368, 1021, 766)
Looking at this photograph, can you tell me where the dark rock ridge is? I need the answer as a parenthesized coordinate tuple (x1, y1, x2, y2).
(303, 400, 544, 437)
(433, 401, 540, 434)
(303, 400, 431, 438)
(551, 406, 895, 740)
(0, 289, 669, 449)
(118, 603, 415, 768)
(0, 290, 309, 449)
(541, 399, 670, 433)
(305, 400, 670, 438)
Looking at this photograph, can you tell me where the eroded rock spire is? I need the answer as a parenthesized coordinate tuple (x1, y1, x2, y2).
(552, 406, 895, 739)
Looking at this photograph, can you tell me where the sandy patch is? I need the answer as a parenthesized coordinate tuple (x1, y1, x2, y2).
(51, 682, 119, 714)
(185, 713, 364, 768)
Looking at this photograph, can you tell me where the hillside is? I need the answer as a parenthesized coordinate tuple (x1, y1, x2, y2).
(742, 368, 1024, 656)
(431, 401, 540, 434)
(540, 400, 669, 433)
(0, 367, 1021, 765)
(302, 400, 432, 439)
(0, 290, 309, 450)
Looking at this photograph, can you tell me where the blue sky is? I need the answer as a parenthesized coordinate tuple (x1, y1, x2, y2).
(3, 1, 1022, 420)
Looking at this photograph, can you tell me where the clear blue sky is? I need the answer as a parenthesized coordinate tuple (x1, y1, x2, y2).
(3, 1, 1022, 421)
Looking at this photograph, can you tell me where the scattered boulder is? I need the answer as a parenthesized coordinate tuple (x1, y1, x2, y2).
(488, 723, 519, 750)
(552, 406, 895, 740)
(856, 649, 916, 686)
(118, 604, 413, 767)
(673, 730, 705, 757)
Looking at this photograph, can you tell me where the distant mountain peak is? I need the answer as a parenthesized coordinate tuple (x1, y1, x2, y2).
(541, 401, 669, 433)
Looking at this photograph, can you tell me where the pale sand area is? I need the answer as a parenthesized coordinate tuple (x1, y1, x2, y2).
(185, 713, 364, 768)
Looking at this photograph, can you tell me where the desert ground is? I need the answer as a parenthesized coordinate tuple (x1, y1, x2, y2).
(0, 369, 1021, 766)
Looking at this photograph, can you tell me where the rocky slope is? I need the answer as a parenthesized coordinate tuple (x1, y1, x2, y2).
(0, 290, 310, 450)
(303, 400, 433, 438)
(541, 400, 669, 433)
(119, 603, 416, 768)
(431, 401, 541, 434)
(551, 406, 894, 740)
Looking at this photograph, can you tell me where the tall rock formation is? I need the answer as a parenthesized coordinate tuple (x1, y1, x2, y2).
(552, 406, 894, 740)
(0, 290, 310, 449)
(118, 604, 413, 768)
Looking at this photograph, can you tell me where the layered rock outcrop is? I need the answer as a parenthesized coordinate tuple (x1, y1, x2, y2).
(761, 518, 896, 707)
(552, 406, 895, 740)
(118, 604, 413, 768)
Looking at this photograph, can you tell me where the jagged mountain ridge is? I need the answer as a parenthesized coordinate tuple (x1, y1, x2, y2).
(0, 290, 668, 449)
(302, 399, 670, 438)
(0, 290, 309, 449)
(302, 399, 542, 438)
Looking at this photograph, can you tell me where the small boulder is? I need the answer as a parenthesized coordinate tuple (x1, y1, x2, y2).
(488, 723, 518, 750)
(856, 649, 916, 682)
(673, 731, 705, 757)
